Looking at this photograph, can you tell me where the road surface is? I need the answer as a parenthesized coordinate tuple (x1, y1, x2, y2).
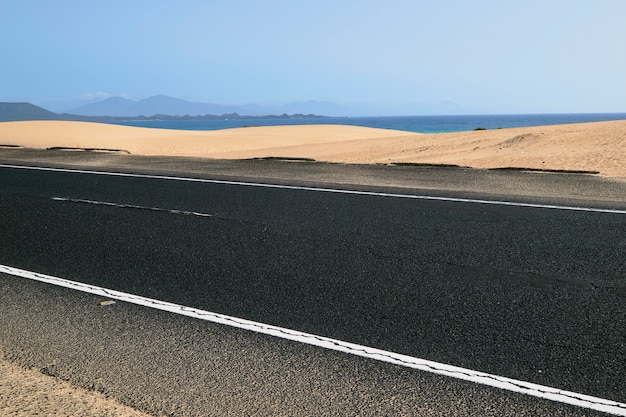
(1, 150, 625, 416)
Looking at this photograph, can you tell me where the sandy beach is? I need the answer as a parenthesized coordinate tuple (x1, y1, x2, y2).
(1, 119, 625, 178)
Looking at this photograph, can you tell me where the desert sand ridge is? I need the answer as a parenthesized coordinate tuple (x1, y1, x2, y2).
(1, 119, 625, 178)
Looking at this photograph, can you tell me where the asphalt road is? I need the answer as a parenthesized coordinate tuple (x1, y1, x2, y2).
(1, 150, 625, 416)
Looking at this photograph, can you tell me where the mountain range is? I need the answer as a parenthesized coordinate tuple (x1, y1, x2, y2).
(1, 95, 468, 122)
(64, 95, 352, 118)
(0, 99, 329, 123)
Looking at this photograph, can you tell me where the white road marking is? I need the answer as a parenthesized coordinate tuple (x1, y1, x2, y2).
(2, 163, 626, 214)
(1, 263, 625, 416)
(52, 197, 213, 217)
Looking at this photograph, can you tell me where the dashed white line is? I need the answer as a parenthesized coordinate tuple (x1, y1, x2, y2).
(1, 263, 625, 416)
(2, 163, 626, 214)
(52, 197, 213, 217)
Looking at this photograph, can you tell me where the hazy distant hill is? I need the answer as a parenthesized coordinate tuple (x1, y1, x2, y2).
(3, 95, 464, 120)
(66, 95, 353, 117)
(62, 95, 470, 117)
(0, 102, 60, 122)
(66, 95, 254, 117)
(0, 101, 327, 123)
(66, 95, 223, 117)
(66, 96, 136, 117)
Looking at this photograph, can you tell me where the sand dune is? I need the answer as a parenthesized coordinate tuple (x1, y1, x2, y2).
(0, 121, 407, 155)
(1, 119, 625, 178)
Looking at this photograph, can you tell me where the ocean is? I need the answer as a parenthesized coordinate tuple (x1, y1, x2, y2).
(110, 113, 626, 134)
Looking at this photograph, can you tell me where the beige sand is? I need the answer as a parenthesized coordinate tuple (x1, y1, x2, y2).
(0, 356, 151, 417)
(1, 119, 625, 177)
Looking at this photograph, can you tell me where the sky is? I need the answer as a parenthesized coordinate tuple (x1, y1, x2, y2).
(1, 0, 625, 115)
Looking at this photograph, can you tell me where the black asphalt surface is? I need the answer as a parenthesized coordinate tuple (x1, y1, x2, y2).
(1, 150, 625, 416)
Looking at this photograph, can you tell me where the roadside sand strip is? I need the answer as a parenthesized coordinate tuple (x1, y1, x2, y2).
(0, 353, 152, 417)
(0, 119, 625, 177)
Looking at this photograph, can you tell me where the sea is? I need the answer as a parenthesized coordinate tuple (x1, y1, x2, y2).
(110, 113, 626, 134)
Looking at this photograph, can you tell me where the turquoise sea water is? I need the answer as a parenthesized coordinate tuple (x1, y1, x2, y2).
(111, 113, 626, 134)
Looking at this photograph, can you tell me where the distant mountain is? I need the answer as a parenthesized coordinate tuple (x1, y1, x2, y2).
(0, 102, 60, 122)
(65, 97, 136, 117)
(0, 101, 327, 123)
(132, 95, 236, 117)
(3, 95, 469, 121)
(67, 95, 247, 117)
(64, 95, 472, 118)
(65, 95, 354, 117)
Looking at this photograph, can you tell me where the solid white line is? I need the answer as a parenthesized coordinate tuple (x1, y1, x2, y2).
(2, 163, 626, 214)
(1, 263, 625, 415)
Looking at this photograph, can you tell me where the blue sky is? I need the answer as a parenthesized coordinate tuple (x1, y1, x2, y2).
(1, 0, 625, 115)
